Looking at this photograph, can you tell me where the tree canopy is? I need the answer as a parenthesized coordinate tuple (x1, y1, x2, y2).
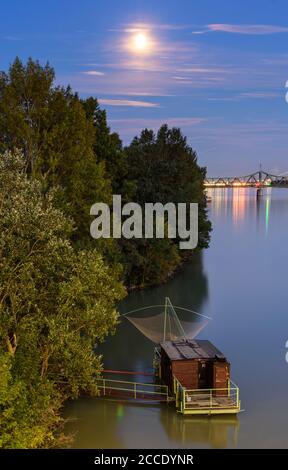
(121, 125, 211, 287)
(0, 58, 111, 241)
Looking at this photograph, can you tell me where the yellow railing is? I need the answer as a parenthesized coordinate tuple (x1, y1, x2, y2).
(173, 376, 240, 414)
(95, 377, 169, 402)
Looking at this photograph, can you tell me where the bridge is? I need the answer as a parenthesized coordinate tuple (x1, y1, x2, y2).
(204, 170, 288, 188)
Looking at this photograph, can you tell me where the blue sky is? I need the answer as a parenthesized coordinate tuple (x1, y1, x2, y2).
(1, 0, 288, 175)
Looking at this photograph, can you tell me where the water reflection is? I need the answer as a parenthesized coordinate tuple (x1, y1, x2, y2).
(65, 398, 239, 449)
(206, 187, 274, 234)
(65, 398, 127, 448)
(207, 187, 250, 224)
(265, 197, 271, 234)
(232, 188, 247, 223)
(160, 408, 239, 449)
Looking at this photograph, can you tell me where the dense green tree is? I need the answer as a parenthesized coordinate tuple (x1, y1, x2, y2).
(122, 125, 211, 287)
(126, 125, 208, 207)
(81, 97, 135, 201)
(120, 236, 181, 289)
(0, 151, 125, 448)
(0, 58, 111, 241)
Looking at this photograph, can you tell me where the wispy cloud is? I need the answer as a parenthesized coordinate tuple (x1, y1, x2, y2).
(208, 91, 280, 101)
(116, 92, 174, 97)
(177, 66, 236, 74)
(203, 24, 288, 35)
(110, 117, 206, 126)
(82, 70, 105, 76)
(98, 98, 160, 108)
(172, 76, 191, 81)
(260, 55, 288, 65)
(109, 23, 191, 33)
(2, 35, 21, 41)
(240, 91, 279, 98)
(108, 117, 206, 141)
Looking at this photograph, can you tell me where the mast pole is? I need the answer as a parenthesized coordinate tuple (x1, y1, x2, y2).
(163, 297, 168, 342)
(166, 297, 186, 339)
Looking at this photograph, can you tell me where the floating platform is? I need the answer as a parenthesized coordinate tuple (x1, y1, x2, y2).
(173, 376, 240, 415)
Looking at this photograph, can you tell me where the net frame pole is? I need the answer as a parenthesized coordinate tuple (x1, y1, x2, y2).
(166, 297, 187, 340)
(163, 297, 168, 342)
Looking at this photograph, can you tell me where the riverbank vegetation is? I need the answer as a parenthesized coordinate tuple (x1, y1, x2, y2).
(0, 151, 125, 447)
(0, 58, 211, 447)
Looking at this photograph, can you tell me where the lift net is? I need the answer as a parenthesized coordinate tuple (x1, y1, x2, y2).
(124, 297, 209, 344)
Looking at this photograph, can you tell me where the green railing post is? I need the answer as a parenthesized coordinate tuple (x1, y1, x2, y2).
(134, 383, 137, 399)
(103, 379, 106, 396)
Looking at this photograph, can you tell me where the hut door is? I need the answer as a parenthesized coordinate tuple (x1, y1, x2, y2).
(198, 361, 209, 388)
(213, 362, 229, 396)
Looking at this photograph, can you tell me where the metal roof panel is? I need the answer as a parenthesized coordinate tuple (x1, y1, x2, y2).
(160, 339, 226, 361)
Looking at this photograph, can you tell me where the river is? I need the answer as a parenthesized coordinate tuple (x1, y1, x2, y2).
(65, 187, 288, 448)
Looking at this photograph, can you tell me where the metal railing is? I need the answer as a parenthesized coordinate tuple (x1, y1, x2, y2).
(95, 377, 169, 402)
(173, 376, 240, 414)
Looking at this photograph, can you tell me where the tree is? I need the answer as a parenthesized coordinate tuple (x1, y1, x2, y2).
(122, 125, 211, 287)
(0, 151, 125, 448)
(81, 97, 135, 201)
(0, 58, 111, 241)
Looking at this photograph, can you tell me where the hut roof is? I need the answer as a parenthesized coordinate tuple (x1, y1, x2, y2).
(160, 339, 226, 361)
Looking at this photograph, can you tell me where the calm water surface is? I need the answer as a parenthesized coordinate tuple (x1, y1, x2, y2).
(65, 188, 288, 448)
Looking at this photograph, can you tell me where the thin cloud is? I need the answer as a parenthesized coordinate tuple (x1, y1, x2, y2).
(208, 91, 279, 101)
(240, 92, 279, 98)
(110, 117, 206, 125)
(177, 66, 236, 74)
(108, 117, 207, 144)
(98, 99, 160, 108)
(82, 70, 105, 76)
(260, 56, 288, 65)
(117, 92, 174, 97)
(2, 35, 21, 41)
(172, 76, 191, 81)
(205, 24, 288, 35)
(109, 117, 206, 133)
(110, 23, 191, 33)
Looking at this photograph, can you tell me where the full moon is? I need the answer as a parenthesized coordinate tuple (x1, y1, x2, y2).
(133, 32, 148, 51)
(125, 28, 155, 55)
